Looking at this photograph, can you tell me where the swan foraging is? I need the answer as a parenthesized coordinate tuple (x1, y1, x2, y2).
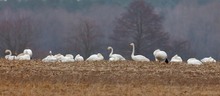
(187, 58, 202, 65)
(170, 54, 183, 63)
(42, 51, 57, 62)
(153, 49, 168, 63)
(75, 54, 84, 61)
(86, 53, 104, 61)
(201, 57, 216, 63)
(130, 43, 150, 62)
(5, 49, 16, 60)
(107, 46, 125, 61)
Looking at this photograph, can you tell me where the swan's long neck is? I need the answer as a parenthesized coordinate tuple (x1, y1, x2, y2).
(49, 51, 53, 56)
(109, 47, 113, 57)
(6, 50, 12, 56)
(131, 45, 135, 57)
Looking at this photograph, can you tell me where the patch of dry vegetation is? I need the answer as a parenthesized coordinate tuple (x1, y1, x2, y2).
(0, 59, 220, 96)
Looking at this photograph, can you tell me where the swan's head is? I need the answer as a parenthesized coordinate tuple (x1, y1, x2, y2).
(49, 51, 52, 55)
(130, 43, 134, 46)
(107, 46, 112, 50)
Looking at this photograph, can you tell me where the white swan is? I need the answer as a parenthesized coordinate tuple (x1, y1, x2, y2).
(170, 54, 183, 63)
(75, 54, 84, 61)
(5, 49, 16, 60)
(86, 53, 104, 61)
(130, 43, 150, 62)
(60, 54, 75, 62)
(15, 52, 31, 60)
(153, 49, 168, 63)
(107, 46, 125, 61)
(23, 49, 33, 58)
(54, 53, 65, 62)
(42, 51, 57, 62)
(201, 57, 216, 63)
(187, 58, 202, 65)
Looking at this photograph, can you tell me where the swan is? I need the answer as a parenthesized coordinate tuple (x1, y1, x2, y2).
(42, 51, 57, 62)
(60, 54, 75, 62)
(23, 49, 33, 58)
(130, 43, 150, 62)
(15, 52, 31, 60)
(170, 54, 183, 63)
(109, 57, 119, 61)
(107, 46, 125, 61)
(86, 53, 104, 61)
(187, 58, 202, 65)
(5, 49, 16, 60)
(75, 54, 84, 61)
(153, 49, 168, 63)
(201, 57, 216, 63)
(54, 53, 65, 62)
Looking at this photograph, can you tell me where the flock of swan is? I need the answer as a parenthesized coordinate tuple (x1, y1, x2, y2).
(4, 43, 217, 65)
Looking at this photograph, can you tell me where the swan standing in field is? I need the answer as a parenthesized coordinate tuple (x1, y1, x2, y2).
(23, 49, 33, 58)
(170, 54, 183, 63)
(107, 46, 125, 61)
(201, 57, 216, 63)
(153, 49, 168, 63)
(60, 54, 75, 63)
(75, 54, 84, 61)
(86, 53, 104, 61)
(5, 49, 16, 60)
(187, 58, 202, 65)
(42, 51, 57, 62)
(130, 43, 150, 62)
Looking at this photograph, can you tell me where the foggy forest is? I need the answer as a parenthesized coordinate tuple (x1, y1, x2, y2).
(0, 0, 219, 60)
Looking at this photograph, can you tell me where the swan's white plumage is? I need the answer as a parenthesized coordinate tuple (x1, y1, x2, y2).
(187, 58, 202, 65)
(153, 49, 167, 62)
(15, 53, 31, 60)
(170, 54, 182, 63)
(54, 53, 65, 62)
(42, 55, 57, 62)
(107, 46, 125, 61)
(60, 54, 75, 62)
(42, 51, 57, 62)
(109, 57, 117, 61)
(23, 49, 33, 57)
(130, 43, 150, 62)
(86, 53, 104, 61)
(201, 57, 216, 63)
(5, 49, 16, 60)
(75, 54, 84, 61)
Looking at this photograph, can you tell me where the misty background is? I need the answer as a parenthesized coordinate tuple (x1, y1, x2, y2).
(0, 0, 219, 60)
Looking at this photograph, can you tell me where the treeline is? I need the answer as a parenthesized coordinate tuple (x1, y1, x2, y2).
(0, 0, 130, 11)
(0, 0, 192, 60)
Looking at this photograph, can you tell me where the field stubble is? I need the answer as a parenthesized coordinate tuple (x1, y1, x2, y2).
(0, 59, 220, 96)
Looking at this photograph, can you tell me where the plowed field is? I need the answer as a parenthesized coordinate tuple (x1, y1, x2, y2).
(0, 59, 220, 96)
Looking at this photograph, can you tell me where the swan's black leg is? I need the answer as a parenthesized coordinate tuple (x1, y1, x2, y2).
(165, 58, 169, 64)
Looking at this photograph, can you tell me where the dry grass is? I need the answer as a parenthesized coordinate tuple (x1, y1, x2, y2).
(0, 59, 220, 96)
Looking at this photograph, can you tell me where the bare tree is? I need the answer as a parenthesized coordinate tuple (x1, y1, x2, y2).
(67, 18, 103, 58)
(111, 0, 170, 58)
(0, 9, 36, 56)
(169, 39, 193, 60)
